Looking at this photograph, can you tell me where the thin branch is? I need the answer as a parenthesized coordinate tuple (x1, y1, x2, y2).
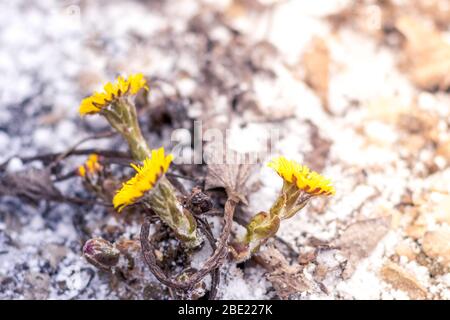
(140, 197, 237, 293)
(197, 218, 220, 300)
(1, 149, 130, 170)
(51, 131, 118, 167)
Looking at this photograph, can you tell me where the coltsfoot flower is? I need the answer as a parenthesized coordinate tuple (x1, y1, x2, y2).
(78, 75, 201, 248)
(113, 147, 173, 212)
(78, 154, 102, 178)
(79, 73, 148, 115)
(233, 156, 335, 260)
(113, 147, 201, 248)
(267, 156, 334, 222)
(78, 73, 150, 161)
(268, 156, 335, 196)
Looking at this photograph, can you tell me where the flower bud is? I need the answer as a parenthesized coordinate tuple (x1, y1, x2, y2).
(83, 238, 120, 270)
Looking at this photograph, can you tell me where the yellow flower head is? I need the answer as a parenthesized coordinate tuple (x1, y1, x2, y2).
(78, 154, 102, 177)
(268, 156, 335, 196)
(113, 147, 173, 212)
(79, 73, 148, 115)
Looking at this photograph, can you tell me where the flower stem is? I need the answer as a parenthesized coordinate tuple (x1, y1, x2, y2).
(146, 176, 201, 248)
(103, 99, 202, 248)
(103, 100, 151, 161)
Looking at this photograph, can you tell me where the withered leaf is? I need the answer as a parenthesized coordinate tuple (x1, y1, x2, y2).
(396, 16, 450, 91)
(304, 120, 331, 172)
(333, 216, 391, 279)
(204, 147, 254, 205)
(380, 261, 427, 300)
(302, 36, 331, 114)
(256, 246, 311, 299)
(0, 168, 62, 204)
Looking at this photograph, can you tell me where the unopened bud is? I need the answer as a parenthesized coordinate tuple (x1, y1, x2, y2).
(83, 238, 120, 270)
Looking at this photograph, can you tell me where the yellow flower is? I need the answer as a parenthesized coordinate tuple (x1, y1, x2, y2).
(268, 156, 335, 196)
(78, 154, 101, 177)
(79, 73, 148, 115)
(113, 147, 173, 212)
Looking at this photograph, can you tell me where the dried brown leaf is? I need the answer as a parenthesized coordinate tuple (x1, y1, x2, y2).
(302, 37, 331, 113)
(256, 246, 311, 299)
(0, 168, 62, 204)
(333, 216, 391, 279)
(396, 16, 450, 90)
(436, 138, 450, 165)
(326, 1, 396, 40)
(380, 261, 428, 299)
(304, 120, 331, 172)
(204, 147, 254, 204)
(226, 0, 278, 19)
(412, 0, 450, 29)
(422, 226, 450, 268)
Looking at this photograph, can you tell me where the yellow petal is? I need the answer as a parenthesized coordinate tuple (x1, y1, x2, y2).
(268, 156, 335, 196)
(112, 147, 173, 212)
